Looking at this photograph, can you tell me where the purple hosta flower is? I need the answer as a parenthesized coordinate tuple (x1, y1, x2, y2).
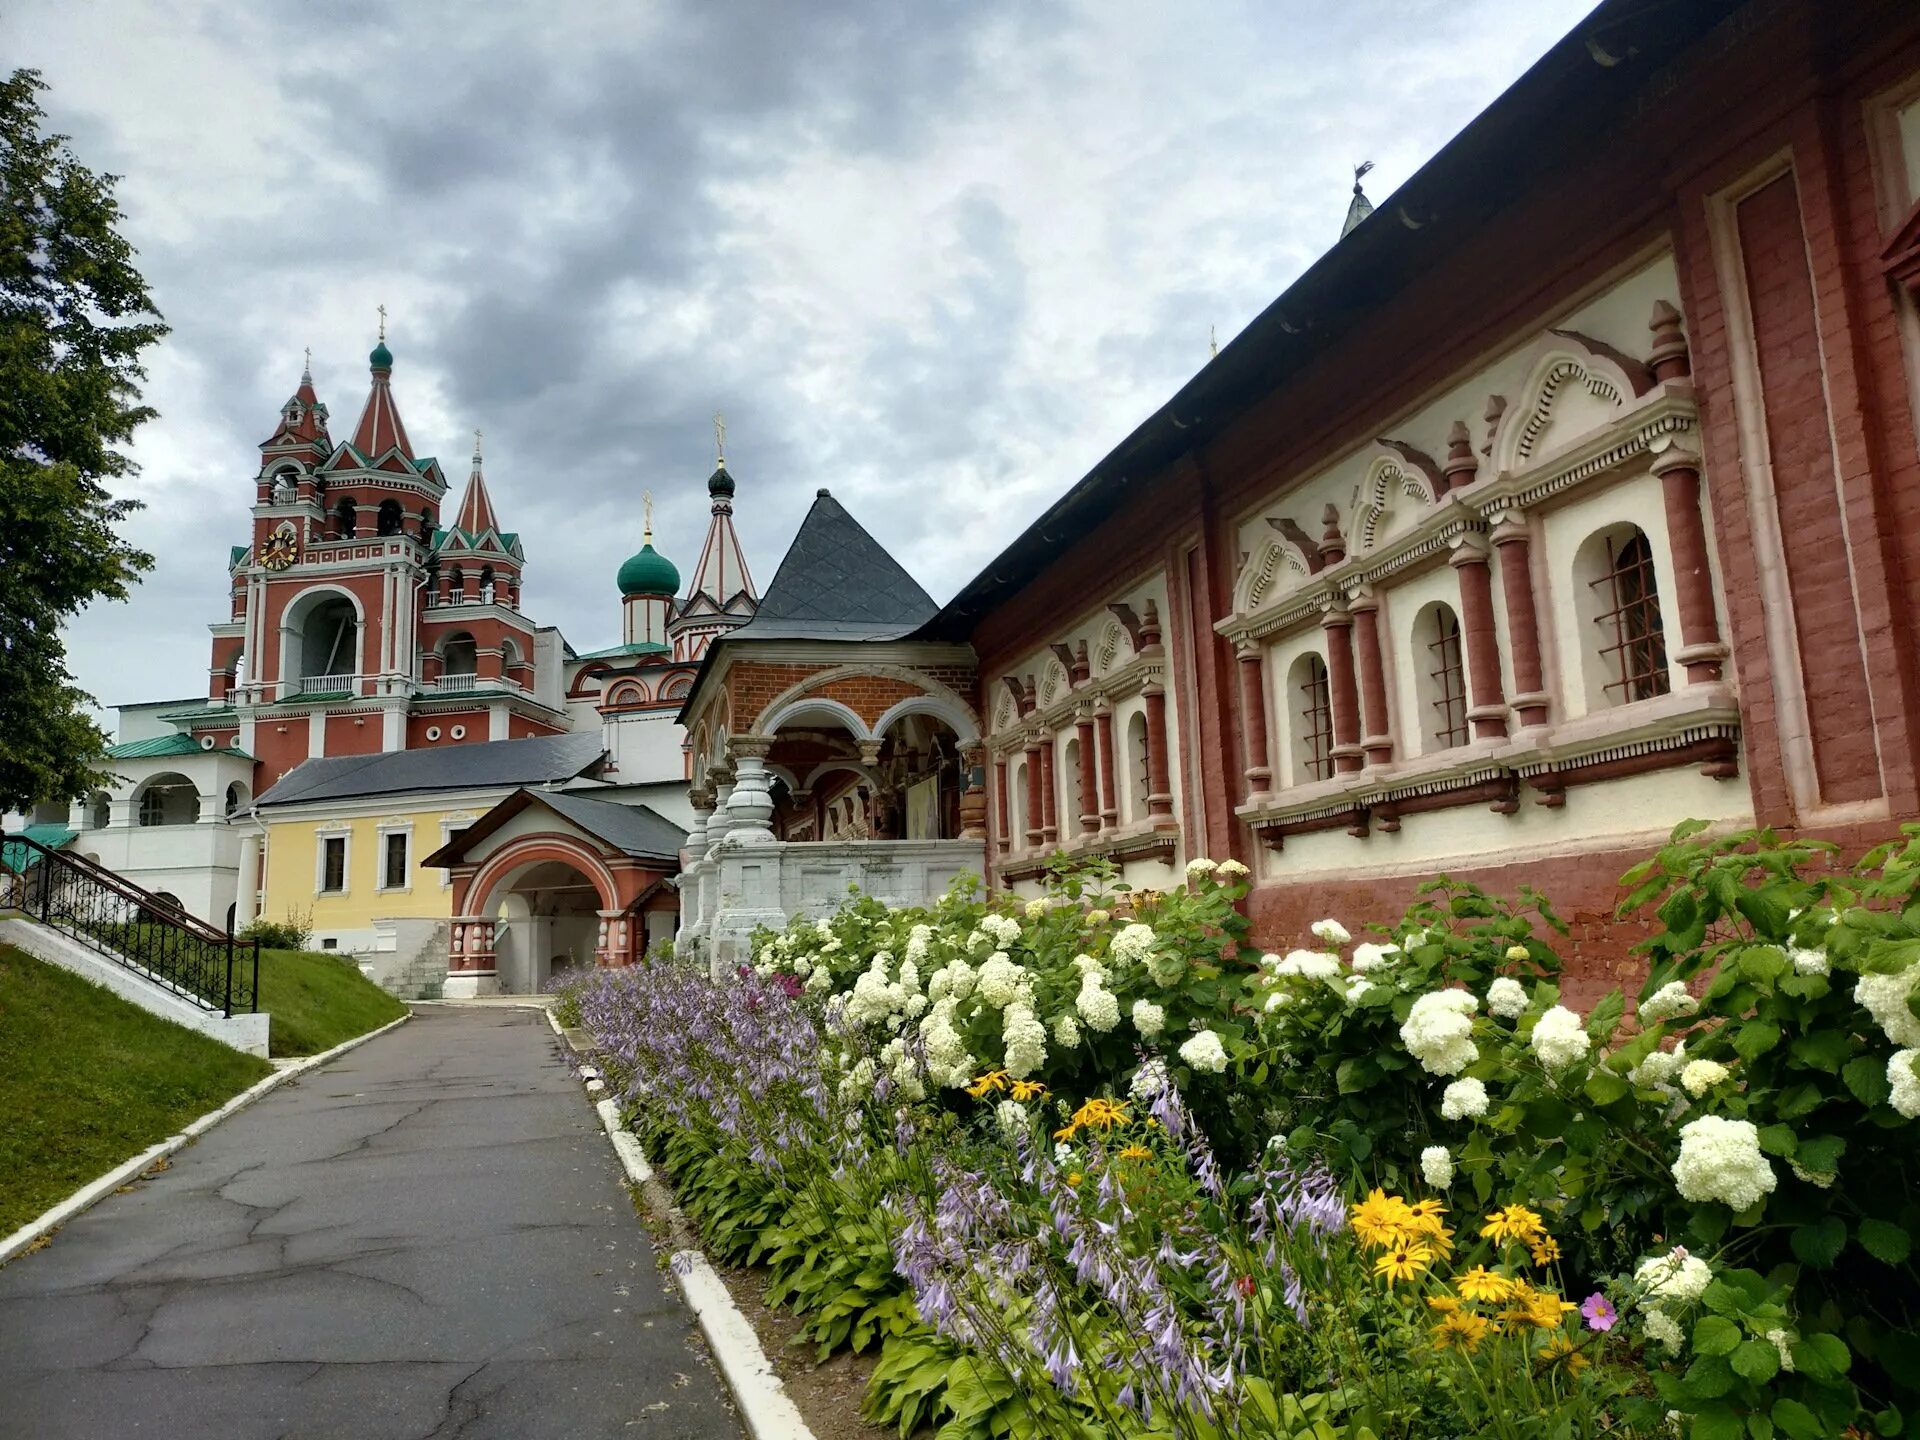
(1581, 1293, 1618, 1332)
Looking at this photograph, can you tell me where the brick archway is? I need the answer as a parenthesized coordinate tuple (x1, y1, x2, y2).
(449, 833, 655, 987)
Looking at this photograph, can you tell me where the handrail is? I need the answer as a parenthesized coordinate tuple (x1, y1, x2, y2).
(4, 834, 258, 1016)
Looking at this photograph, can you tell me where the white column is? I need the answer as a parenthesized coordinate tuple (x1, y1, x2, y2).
(236, 832, 261, 927)
(308, 714, 327, 758)
(724, 753, 777, 844)
(382, 703, 405, 752)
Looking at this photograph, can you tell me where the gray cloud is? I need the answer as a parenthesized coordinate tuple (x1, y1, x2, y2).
(4, 0, 1598, 716)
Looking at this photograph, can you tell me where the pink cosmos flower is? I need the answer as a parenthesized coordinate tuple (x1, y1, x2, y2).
(1580, 1293, 1617, 1332)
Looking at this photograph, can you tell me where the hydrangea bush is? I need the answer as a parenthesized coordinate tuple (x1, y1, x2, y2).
(557, 822, 1920, 1440)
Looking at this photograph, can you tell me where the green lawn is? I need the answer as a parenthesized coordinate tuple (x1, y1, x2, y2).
(0, 945, 273, 1237)
(257, 948, 407, 1058)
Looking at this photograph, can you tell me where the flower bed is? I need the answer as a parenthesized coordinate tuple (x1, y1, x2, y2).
(564, 824, 1920, 1439)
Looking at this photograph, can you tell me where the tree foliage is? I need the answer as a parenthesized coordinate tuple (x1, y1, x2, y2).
(0, 68, 164, 812)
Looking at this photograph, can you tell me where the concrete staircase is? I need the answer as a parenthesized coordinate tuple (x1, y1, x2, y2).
(357, 919, 448, 1001)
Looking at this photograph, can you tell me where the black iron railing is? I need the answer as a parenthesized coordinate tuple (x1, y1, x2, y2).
(5, 835, 258, 1016)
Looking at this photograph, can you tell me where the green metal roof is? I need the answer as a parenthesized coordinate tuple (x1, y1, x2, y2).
(617, 542, 680, 598)
(107, 734, 250, 760)
(276, 690, 353, 704)
(1, 825, 75, 875)
(230, 545, 250, 566)
(572, 641, 671, 660)
(159, 705, 238, 725)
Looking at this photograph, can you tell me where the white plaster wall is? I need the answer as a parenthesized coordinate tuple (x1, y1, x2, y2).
(1260, 627, 1328, 792)
(604, 710, 688, 786)
(1385, 563, 1466, 760)
(1231, 253, 1685, 568)
(1264, 766, 1753, 883)
(116, 700, 198, 743)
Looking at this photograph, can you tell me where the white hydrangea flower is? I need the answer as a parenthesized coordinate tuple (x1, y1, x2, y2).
(1263, 990, 1292, 1012)
(1789, 947, 1829, 977)
(1680, 1059, 1730, 1098)
(1856, 965, 1920, 1047)
(1630, 1041, 1685, 1088)
(1217, 858, 1249, 878)
(1311, 918, 1352, 947)
(980, 913, 1022, 946)
(1635, 1247, 1713, 1305)
(807, 966, 833, 994)
(1350, 941, 1400, 973)
(1419, 1145, 1454, 1190)
(994, 1099, 1027, 1141)
(1276, 949, 1342, 980)
(1072, 953, 1106, 980)
(1344, 976, 1374, 1005)
(1440, 1077, 1490, 1121)
(1401, 990, 1480, 1077)
(1053, 1012, 1082, 1049)
(1890, 1049, 1920, 1120)
(1185, 857, 1218, 877)
(1024, 897, 1049, 920)
(1132, 999, 1166, 1037)
(1486, 977, 1529, 1019)
(977, 953, 1026, 1009)
(1109, 922, 1158, 966)
(919, 998, 975, 1088)
(1766, 1328, 1796, 1374)
(1643, 1310, 1685, 1353)
(1672, 1116, 1777, 1211)
(905, 923, 933, 966)
(815, 919, 834, 939)
(1075, 975, 1121, 1033)
(1129, 1058, 1170, 1101)
(1504, 944, 1530, 962)
(1178, 1029, 1229, 1074)
(1530, 1006, 1591, 1069)
(1001, 1002, 1049, 1079)
(1639, 981, 1700, 1024)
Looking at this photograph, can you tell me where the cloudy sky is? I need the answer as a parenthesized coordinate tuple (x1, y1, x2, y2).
(9, 0, 1596, 714)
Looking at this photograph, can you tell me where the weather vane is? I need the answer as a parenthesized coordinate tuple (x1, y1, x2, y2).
(377, 302, 388, 342)
(713, 412, 726, 466)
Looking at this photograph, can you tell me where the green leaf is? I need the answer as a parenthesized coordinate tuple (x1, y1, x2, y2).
(1734, 1020, 1783, 1060)
(1732, 1338, 1781, 1384)
(1689, 1408, 1745, 1440)
(1736, 886, 1794, 937)
(1791, 1215, 1847, 1268)
(1756, 1123, 1798, 1158)
(1694, 1315, 1742, 1356)
(1858, 1218, 1913, 1266)
(1795, 1134, 1846, 1173)
(1775, 1083, 1824, 1119)
(1746, 1413, 1776, 1440)
(1788, 1029, 1850, 1072)
(1790, 1333, 1851, 1380)
(1843, 1054, 1893, 1107)
(1684, 1353, 1738, 1400)
(1772, 1399, 1826, 1440)
(1585, 1070, 1630, 1106)
(1586, 989, 1625, 1043)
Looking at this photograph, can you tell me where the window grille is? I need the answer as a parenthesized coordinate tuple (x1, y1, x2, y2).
(1590, 531, 1670, 704)
(1296, 655, 1334, 782)
(1425, 607, 1470, 749)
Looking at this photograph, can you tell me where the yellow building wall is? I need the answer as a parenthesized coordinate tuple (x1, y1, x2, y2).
(259, 802, 483, 936)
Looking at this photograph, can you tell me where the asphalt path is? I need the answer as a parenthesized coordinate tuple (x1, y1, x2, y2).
(0, 1005, 744, 1439)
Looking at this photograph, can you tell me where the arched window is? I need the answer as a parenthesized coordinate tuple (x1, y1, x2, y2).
(662, 675, 692, 701)
(442, 632, 478, 678)
(1577, 524, 1670, 707)
(270, 467, 297, 503)
(333, 496, 357, 539)
(500, 637, 522, 673)
(297, 596, 359, 685)
(86, 792, 111, 830)
(1290, 654, 1334, 783)
(376, 499, 403, 536)
(225, 781, 251, 818)
(419, 507, 436, 541)
(1007, 758, 1027, 846)
(1414, 602, 1469, 752)
(1059, 735, 1083, 834)
(480, 565, 496, 605)
(447, 566, 466, 600)
(135, 774, 200, 827)
(1125, 711, 1149, 822)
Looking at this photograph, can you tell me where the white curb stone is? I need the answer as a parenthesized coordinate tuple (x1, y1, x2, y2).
(0, 1011, 412, 1266)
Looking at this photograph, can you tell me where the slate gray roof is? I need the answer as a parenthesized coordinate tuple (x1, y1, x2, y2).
(723, 488, 936, 642)
(258, 731, 606, 807)
(533, 790, 686, 862)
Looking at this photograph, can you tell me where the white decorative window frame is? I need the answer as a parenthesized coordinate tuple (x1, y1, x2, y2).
(314, 822, 352, 897)
(438, 811, 478, 890)
(375, 818, 415, 895)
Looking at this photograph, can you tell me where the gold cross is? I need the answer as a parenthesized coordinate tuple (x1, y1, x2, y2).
(643, 489, 654, 540)
(303, 345, 312, 374)
(377, 302, 387, 341)
(473, 428, 482, 459)
(713, 412, 726, 465)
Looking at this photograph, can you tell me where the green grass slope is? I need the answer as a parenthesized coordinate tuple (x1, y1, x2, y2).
(0, 945, 273, 1237)
(258, 948, 407, 1058)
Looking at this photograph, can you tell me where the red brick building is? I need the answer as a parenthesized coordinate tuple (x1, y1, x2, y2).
(914, 0, 1920, 1001)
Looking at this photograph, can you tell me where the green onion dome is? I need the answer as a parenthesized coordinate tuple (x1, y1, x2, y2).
(708, 463, 735, 499)
(617, 541, 680, 597)
(369, 339, 394, 369)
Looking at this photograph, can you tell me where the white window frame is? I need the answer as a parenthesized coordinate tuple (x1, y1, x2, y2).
(376, 820, 415, 895)
(315, 827, 352, 896)
(438, 813, 477, 889)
